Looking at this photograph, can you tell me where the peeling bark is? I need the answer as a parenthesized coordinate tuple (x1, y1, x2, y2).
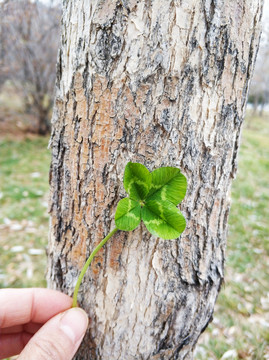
(47, 1, 263, 359)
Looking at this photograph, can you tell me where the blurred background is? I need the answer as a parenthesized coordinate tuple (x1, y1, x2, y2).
(0, 1, 268, 359)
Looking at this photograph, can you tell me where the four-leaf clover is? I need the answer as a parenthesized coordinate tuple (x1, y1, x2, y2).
(115, 162, 187, 240)
(72, 161, 187, 307)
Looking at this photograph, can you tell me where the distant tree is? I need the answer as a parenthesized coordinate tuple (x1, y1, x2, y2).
(248, 16, 269, 115)
(0, 0, 61, 134)
(248, 91, 269, 115)
(0, 0, 9, 87)
(248, 48, 269, 115)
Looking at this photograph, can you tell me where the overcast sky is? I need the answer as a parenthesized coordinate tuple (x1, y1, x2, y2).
(263, 0, 269, 20)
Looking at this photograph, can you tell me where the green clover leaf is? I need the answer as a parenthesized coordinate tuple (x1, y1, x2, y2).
(147, 167, 187, 205)
(115, 198, 141, 231)
(142, 200, 186, 240)
(123, 162, 152, 200)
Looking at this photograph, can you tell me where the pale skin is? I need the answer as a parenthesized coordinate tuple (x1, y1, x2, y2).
(0, 288, 88, 360)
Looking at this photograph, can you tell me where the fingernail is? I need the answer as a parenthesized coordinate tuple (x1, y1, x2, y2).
(60, 308, 88, 344)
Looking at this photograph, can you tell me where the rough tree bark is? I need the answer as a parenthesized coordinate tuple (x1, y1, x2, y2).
(47, 1, 263, 359)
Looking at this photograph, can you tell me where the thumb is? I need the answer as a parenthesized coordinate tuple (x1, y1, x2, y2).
(18, 307, 88, 360)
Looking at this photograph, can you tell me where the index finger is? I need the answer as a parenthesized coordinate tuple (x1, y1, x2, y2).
(0, 288, 72, 328)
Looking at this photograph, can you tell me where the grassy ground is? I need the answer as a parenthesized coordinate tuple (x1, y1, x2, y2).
(0, 114, 268, 359)
(0, 137, 50, 288)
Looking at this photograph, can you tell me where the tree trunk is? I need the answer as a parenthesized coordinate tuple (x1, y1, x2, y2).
(36, 107, 50, 135)
(47, 1, 263, 359)
(252, 96, 258, 115)
(259, 101, 265, 116)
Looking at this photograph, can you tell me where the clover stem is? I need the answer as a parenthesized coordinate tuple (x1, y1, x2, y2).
(72, 227, 119, 308)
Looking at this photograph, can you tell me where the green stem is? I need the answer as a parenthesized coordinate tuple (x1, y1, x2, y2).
(72, 227, 119, 308)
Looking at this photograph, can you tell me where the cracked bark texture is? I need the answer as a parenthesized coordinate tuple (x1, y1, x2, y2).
(47, 1, 263, 359)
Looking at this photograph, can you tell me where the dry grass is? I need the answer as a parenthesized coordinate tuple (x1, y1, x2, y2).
(0, 137, 50, 289)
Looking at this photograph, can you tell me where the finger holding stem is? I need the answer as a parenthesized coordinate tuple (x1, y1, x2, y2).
(72, 227, 119, 308)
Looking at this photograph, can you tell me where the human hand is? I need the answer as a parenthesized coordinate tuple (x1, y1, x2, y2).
(0, 288, 88, 360)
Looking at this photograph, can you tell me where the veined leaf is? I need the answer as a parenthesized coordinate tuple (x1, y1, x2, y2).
(147, 167, 187, 205)
(141, 200, 186, 240)
(123, 162, 152, 201)
(115, 198, 141, 231)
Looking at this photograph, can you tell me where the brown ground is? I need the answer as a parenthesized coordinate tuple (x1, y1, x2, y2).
(0, 105, 42, 139)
